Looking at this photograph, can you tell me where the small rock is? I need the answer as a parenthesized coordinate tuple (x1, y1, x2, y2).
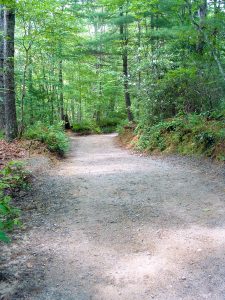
(27, 262, 33, 268)
(19, 191, 27, 197)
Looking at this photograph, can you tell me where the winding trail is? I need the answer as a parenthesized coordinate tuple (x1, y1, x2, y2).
(6, 134, 225, 299)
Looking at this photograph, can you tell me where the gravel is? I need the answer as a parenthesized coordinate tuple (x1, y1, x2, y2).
(0, 133, 225, 300)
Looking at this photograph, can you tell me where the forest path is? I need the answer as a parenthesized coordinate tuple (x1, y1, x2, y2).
(14, 134, 225, 299)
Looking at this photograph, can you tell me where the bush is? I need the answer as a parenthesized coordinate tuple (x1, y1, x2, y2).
(72, 117, 125, 135)
(141, 66, 224, 125)
(72, 121, 101, 135)
(0, 131, 4, 140)
(98, 117, 122, 133)
(136, 113, 225, 160)
(116, 120, 130, 134)
(24, 122, 69, 156)
(0, 161, 29, 243)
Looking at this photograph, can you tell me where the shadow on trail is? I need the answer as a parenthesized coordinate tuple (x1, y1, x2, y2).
(4, 134, 225, 300)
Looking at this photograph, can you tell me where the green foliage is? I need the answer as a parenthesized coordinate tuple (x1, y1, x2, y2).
(24, 122, 69, 156)
(116, 119, 131, 134)
(72, 121, 101, 135)
(2, 0, 225, 162)
(97, 117, 122, 133)
(72, 117, 125, 134)
(137, 114, 225, 160)
(0, 161, 30, 190)
(140, 67, 224, 124)
(0, 131, 4, 140)
(0, 161, 28, 243)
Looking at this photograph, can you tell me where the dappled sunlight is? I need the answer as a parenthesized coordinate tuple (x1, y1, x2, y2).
(56, 163, 155, 176)
(20, 134, 225, 299)
(34, 223, 225, 299)
(2, 0, 224, 297)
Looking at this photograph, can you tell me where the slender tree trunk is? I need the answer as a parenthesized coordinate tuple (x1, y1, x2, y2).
(78, 62, 82, 123)
(71, 98, 75, 124)
(120, 10, 133, 122)
(59, 58, 64, 121)
(20, 49, 29, 132)
(79, 78, 82, 123)
(51, 84, 56, 125)
(0, 5, 5, 131)
(4, 4, 18, 141)
(28, 56, 34, 124)
(137, 21, 141, 91)
(196, 0, 207, 54)
(136, 20, 142, 118)
(186, 0, 225, 82)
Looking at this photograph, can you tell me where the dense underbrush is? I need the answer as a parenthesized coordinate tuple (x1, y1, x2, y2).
(121, 112, 225, 161)
(72, 121, 101, 135)
(72, 117, 123, 135)
(24, 122, 69, 156)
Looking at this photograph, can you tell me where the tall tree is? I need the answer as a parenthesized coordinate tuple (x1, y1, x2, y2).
(0, 5, 4, 131)
(120, 7, 133, 122)
(58, 54, 64, 121)
(4, 2, 17, 140)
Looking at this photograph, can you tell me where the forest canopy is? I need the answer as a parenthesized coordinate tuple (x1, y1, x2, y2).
(0, 0, 224, 158)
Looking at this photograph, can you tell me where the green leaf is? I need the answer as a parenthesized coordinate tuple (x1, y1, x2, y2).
(0, 231, 10, 243)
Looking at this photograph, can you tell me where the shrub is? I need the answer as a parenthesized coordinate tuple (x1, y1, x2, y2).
(0, 161, 30, 191)
(0, 194, 21, 243)
(116, 120, 131, 134)
(72, 121, 101, 135)
(97, 117, 121, 133)
(136, 113, 225, 160)
(0, 161, 29, 243)
(24, 122, 69, 156)
(0, 131, 4, 140)
(72, 117, 124, 135)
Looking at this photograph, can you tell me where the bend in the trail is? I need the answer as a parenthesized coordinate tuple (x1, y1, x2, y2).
(3, 134, 225, 300)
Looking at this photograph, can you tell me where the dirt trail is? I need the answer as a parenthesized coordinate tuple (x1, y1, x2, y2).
(1, 134, 225, 300)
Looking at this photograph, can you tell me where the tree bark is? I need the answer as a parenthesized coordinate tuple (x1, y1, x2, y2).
(4, 4, 17, 141)
(0, 5, 5, 131)
(196, 0, 207, 54)
(20, 21, 33, 131)
(28, 56, 34, 124)
(20, 48, 29, 132)
(120, 9, 133, 122)
(59, 58, 64, 122)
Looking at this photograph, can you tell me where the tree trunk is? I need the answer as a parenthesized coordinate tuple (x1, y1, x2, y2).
(20, 48, 29, 132)
(28, 56, 34, 124)
(0, 5, 5, 131)
(4, 4, 17, 141)
(196, 0, 207, 54)
(59, 59, 64, 122)
(120, 10, 133, 122)
(71, 98, 75, 124)
(136, 20, 142, 118)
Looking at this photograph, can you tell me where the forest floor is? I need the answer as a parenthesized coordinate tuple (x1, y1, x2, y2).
(1, 133, 225, 300)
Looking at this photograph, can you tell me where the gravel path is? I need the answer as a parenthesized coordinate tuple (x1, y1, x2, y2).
(1, 134, 225, 300)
